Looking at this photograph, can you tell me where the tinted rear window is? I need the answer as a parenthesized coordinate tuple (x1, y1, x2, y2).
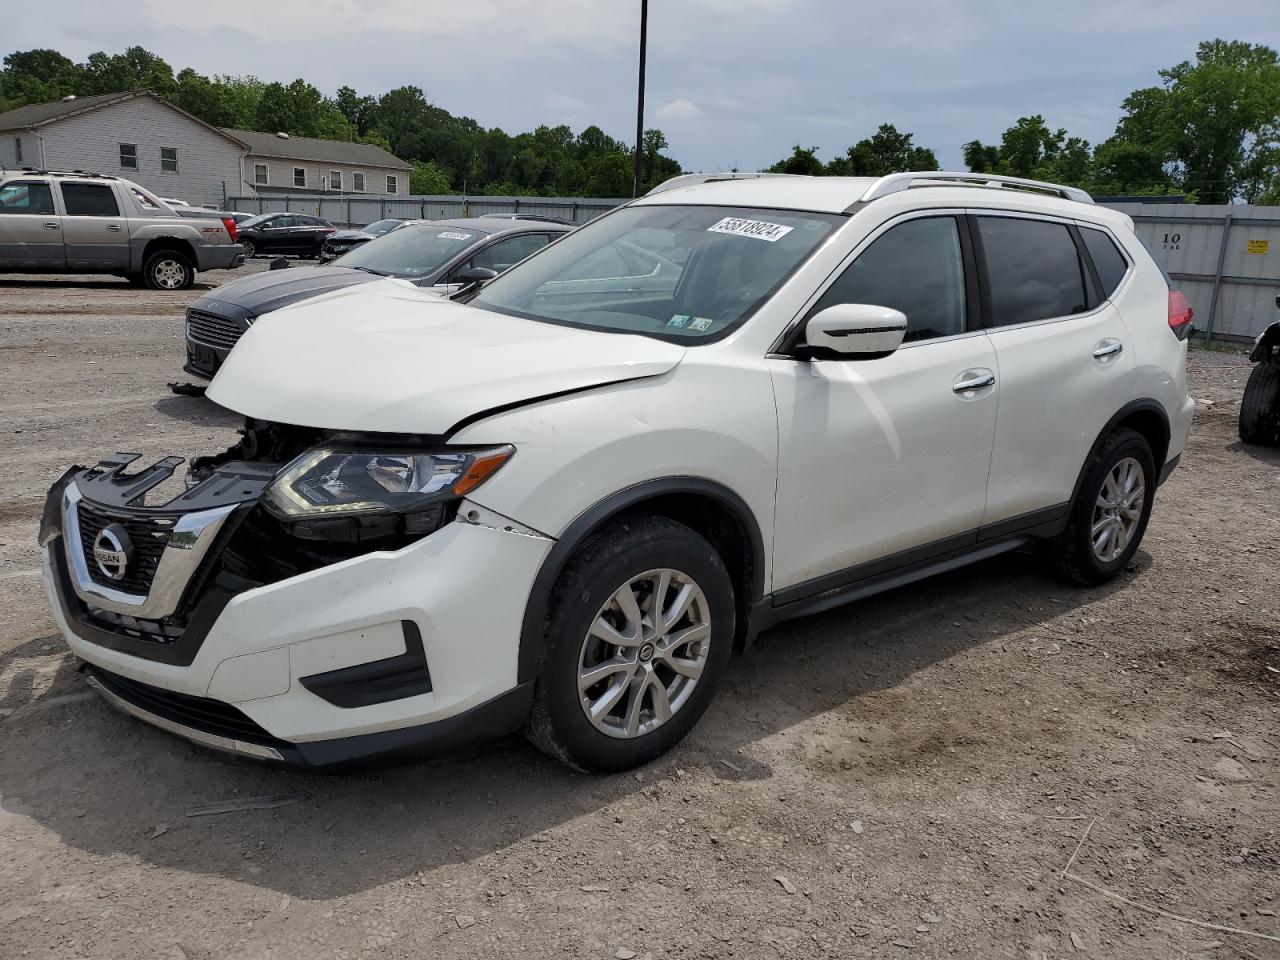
(978, 217, 1088, 327)
(1081, 227, 1129, 299)
(61, 183, 120, 217)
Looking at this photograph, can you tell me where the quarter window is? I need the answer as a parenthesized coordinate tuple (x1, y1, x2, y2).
(977, 217, 1089, 327)
(329, 170, 342, 191)
(1081, 227, 1129, 299)
(386, 175, 398, 194)
(293, 167, 306, 187)
(353, 172, 365, 192)
(809, 216, 968, 343)
(61, 183, 120, 217)
(119, 143, 137, 170)
(160, 146, 178, 173)
(254, 163, 269, 185)
(468, 234, 551, 274)
(0, 181, 54, 214)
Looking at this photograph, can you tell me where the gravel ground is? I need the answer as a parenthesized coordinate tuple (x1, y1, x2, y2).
(0, 270, 1277, 960)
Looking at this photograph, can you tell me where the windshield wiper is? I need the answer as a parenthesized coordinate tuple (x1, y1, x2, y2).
(350, 265, 391, 276)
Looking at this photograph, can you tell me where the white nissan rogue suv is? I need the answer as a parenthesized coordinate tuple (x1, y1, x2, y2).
(40, 172, 1196, 772)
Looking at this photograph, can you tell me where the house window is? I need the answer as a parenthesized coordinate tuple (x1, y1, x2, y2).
(329, 170, 342, 191)
(13, 137, 21, 164)
(353, 172, 365, 192)
(160, 147, 178, 173)
(386, 175, 398, 194)
(119, 143, 137, 170)
(254, 163, 269, 186)
(294, 167, 306, 187)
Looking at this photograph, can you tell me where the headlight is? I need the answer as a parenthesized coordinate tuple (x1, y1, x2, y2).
(264, 445, 513, 520)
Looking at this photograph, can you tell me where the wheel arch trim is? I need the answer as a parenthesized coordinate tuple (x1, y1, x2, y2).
(1069, 398, 1171, 506)
(515, 477, 767, 684)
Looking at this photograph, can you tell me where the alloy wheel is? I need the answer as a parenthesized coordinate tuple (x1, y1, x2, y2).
(151, 258, 187, 290)
(1091, 456, 1145, 563)
(577, 568, 711, 739)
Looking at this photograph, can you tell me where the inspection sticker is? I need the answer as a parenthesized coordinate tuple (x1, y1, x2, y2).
(667, 314, 691, 328)
(706, 217, 793, 243)
(437, 231, 472, 241)
(689, 317, 713, 332)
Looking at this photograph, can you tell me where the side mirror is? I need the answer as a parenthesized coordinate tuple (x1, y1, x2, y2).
(454, 266, 498, 284)
(802, 303, 908, 358)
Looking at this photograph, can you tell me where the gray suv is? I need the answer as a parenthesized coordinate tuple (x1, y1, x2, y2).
(0, 170, 243, 289)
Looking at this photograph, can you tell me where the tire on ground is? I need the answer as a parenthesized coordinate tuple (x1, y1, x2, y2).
(526, 514, 735, 773)
(1238, 361, 1280, 446)
(1045, 427, 1156, 586)
(142, 248, 195, 291)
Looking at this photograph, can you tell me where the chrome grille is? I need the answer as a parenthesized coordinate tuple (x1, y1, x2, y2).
(75, 500, 176, 595)
(186, 310, 244, 351)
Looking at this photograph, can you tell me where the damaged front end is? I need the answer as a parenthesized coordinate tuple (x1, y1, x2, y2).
(40, 418, 512, 667)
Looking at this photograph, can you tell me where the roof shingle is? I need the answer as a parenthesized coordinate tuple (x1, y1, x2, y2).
(224, 128, 411, 170)
(0, 91, 143, 130)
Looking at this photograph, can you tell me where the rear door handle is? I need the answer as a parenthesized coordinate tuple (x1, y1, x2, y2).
(1093, 339, 1123, 359)
(43, 222, 60, 230)
(953, 371, 996, 394)
(106, 224, 123, 232)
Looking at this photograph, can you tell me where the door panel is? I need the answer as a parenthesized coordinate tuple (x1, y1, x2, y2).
(59, 182, 128, 269)
(0, 180, 63, 268)
(975, 214, 1136, 523)
(768, 334, 999, 592)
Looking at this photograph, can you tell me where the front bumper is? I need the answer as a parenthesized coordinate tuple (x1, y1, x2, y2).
(41, 458, 553, 767)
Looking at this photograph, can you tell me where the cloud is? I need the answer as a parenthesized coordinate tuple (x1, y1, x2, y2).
(654, 99, 702, 123)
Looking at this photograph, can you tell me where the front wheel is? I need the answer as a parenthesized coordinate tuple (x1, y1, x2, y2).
(142, 250, 195, 290)
(527, 515, 735, 772)
(240, 238, 256, 259)
(1239, 361, 1280, 446)
(1045, 428, 1156, 585)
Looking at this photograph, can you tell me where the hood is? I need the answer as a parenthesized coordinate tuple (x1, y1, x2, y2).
(206, 282, 685, 435)
(327, 229, 375, 242)
(187, 265, 379, 318)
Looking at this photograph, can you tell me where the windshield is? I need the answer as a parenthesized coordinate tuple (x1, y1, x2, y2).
(332, 224, 484, 278)
(471, 204, 840, 341)
(239, 213, 275, 229)
(362, 218, 402, 236)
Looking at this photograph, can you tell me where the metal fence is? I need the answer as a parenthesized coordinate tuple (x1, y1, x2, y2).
(226, 192, 1280, 342)
(1099, 202, 1280, 341)
(225, 193, 625, 226)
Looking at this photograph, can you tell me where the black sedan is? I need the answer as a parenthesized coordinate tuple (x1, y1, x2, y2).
(236, 212, 337, 260)
(183, 217, 572, 379)
(318, 218, 407, 263)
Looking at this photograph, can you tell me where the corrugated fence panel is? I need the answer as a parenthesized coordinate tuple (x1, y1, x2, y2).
(226, 194, 624, 227)
(1102, 202, 1280, 341)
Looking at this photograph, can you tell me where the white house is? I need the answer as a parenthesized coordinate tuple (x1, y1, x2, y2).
(0, 90, 411, 207)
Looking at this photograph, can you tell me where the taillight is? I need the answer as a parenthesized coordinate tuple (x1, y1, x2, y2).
(222, 217, 239, 243)
(1168, 289, 1194, 340)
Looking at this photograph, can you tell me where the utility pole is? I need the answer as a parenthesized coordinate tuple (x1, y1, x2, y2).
(632, 0, 648, 198)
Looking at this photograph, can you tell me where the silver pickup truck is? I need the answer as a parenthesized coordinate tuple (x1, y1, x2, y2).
(0, 169, 243, 289)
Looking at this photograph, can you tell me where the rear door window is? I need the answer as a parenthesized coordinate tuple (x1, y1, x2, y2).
(977, 217, 1089, 327)
(0, 181, 54, 214)
(60, 183, 120, 217)
(1080, 227, 1130, 299)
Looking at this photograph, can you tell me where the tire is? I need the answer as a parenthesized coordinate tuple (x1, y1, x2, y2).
(527, 515, 735, 773)
(240, 238, 256, 259)
(1045, 428, 1156, 586)
(142, 249, 195, 290)
(1238, 361, 1280, 446)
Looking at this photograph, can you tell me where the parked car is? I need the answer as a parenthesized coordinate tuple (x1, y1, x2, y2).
(182, 217, 572, 379)
(0, 170, 242, 288)
(1238, 295, 1280, 446)
(236, 212, 337, 260)
(318, 218, 407, 263)
(40, 171, 1194, 773)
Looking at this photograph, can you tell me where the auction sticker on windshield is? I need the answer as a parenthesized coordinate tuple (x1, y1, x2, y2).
(707, 217, 794, 243)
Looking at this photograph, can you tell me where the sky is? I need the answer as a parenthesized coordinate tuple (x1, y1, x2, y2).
(8, 0, 1280, 172)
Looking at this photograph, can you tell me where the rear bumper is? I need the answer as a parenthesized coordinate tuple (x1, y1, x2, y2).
(193, 242, 245, 272)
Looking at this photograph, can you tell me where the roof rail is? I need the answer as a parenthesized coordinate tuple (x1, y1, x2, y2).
(5, 168, 118, 180)
(860, 171, 1093, 204)
(644, 171, 798, 197)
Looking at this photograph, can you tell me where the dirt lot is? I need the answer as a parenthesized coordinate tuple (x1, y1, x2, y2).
(0, 270, 1277, 960)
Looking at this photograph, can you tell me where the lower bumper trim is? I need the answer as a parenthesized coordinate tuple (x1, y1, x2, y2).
(86, 673, 284, 761)
(1158, 453, 1181, 486)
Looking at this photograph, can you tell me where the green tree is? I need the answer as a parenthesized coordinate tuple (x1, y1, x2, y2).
(82, 46, 176, 98)
(1112, 40, 1280, 202)
(0, 49, 83, 107)
(963, 116, 1093, 187)
(827, 124, 939, 176)
(768, 145, 825, 176)
(409, 160, 454, 195)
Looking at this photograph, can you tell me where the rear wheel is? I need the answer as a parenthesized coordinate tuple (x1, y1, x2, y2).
(527, 515, 735, 772)
(1045, 428, 1156, 585)
(1239, 361, 1280, 446)
(142, 249, 194, 290)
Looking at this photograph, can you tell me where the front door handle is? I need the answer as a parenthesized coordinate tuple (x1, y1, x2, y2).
(105, 224, 123, 232)
(1092, 339, 1123, 359)
(953, 371, 996, 394)
(43, 221, 60, 230)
